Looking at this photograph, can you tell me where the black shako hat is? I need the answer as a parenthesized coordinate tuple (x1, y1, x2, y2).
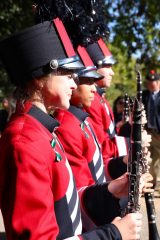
(86, 38, 116, 68)
(146, 70, 160, 82)
(0, 19, 84, 87)
(33, 1, 104, 82)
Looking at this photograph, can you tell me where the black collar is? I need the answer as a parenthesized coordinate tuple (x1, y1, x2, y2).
(96, 86, 106, 96)
(69, 105, 89, 122)
(28, 105, 60, 133)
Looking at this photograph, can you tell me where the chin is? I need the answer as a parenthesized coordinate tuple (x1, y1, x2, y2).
(59, 102, 70, 110)
(84, 102, 92, 108)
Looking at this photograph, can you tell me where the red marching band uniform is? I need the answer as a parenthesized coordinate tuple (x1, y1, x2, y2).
(0, 102, 121, 240)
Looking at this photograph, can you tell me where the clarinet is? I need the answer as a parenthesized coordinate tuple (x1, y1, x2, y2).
(136, 69, 160, 240)
(125, 97, 142, 214)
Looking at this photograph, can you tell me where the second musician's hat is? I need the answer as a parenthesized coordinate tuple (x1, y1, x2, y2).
(0, 19, 84, 87)
(146, 70, 160, 81)
(75, 45, 104, 83)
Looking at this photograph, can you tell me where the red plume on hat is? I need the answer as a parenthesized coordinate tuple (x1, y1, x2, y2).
(150, 70, 155, 75)
(146, 69, 160, 81)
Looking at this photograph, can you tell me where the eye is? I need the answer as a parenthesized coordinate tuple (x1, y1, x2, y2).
(69, 73, 79, 85)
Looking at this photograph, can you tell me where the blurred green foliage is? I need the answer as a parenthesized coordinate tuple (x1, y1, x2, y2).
(0, 0, 33, 100)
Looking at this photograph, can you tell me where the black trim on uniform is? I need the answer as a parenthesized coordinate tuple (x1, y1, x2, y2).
(69, 105, 89, 122)
(28, 105, 59, 132)
(96, 86, 106, 96)
(54, 196, 74, 239)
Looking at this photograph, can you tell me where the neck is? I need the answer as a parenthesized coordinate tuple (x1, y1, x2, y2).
(31, 100, 47, 113)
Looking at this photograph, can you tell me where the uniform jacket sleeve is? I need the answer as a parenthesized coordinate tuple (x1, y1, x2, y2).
(80, 223, 122, 240)
(82, 183, 121, 226)
(0, 138, 61, 240)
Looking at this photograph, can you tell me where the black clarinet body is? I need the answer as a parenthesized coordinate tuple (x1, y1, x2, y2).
(136, 69, 160, 240)
(145, 193, 160, 240)
(126, 98, 142, 214)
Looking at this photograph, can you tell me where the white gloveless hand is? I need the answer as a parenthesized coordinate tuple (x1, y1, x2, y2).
(112, 212, 142, 240)
(142, 129, 152, 147)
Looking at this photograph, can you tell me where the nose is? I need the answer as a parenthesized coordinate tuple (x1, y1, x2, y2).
(110, 67, 114, 76)
(70, 78, 77, 90)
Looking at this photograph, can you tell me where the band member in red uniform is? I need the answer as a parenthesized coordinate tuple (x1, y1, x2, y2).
(0, 19, 144, 240)
(54, 47, 107, 186)
(85, 40, 129, 179)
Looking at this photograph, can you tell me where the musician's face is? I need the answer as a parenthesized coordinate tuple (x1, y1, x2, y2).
(70, 83, 96, 107)
(146, 80, 160, 92)
(116, 99, 125, 113)
(96, 66, 114, 88)
(38, 73, 77, 111)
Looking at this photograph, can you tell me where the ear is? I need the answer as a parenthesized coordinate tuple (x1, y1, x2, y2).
(34, 78, 44, 90)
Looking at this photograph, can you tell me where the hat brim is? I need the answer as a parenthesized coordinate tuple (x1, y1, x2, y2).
(98, 56, 116, 66)
(79, 70, 104, 81)
(78, 66, 104, 82)
(146, 74, 160, 81)
(61, 60, 85, 70)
